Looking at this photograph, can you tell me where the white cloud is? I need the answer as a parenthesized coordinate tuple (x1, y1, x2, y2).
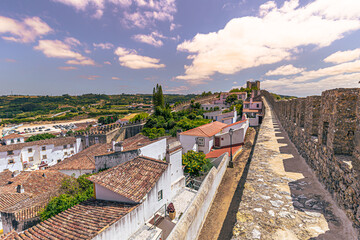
(165, 85, 189, 93)
(53, 0, 177, 28)
(80, 75, 100, 80)
(5, 59, 16, 63)
(112, 76, 121, 80)
(114, 47, 165, 69)
(176, 0, 360, 84)
(58, 66, 77, 70)
(64, 37, 81, 46)
(0, 16, 52, 43)
(104, 61, 112, 65)
(132, 31, 165, 47)
(265, 64, 305, 76)
(262, 59, 360, 95)
(34, 39, 95, 65)
(66, 59, 96, 65)
(170, 23, 180, 31)
(53, 0, 105, 17)
(93, 42, 114, 49)
(324, 48, 360, 64)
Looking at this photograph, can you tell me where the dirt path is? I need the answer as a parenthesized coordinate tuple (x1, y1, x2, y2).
(197, 127, 257, 240)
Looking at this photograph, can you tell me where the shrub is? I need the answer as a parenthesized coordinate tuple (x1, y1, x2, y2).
(182, 151, 210, 176)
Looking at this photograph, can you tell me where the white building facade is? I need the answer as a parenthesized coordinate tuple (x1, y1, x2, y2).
(0, 137, 81, 172)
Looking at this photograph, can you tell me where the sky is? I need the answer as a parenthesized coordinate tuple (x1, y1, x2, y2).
(0, 0, 360, 97)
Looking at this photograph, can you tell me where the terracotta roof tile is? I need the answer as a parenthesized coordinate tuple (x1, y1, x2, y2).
(0, 193, 30, 211)
(222, 119, 248, 129)
(0, 199, 137, 240)
(0, 169, 13, 187)
(51, 143, 111, 171)
(0, 137, 76, 152)
(88, 156, 168, 203)
(180, 121, 227, 137)
(243, 109, 261, 113)
(0, 170, 67, 196)
(0, 170, 68, 224)
(205, 144, 243, 159)
(2, 134, 23, 140)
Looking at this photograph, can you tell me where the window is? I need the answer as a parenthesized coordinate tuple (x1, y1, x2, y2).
(63, 145, 67, 149)
(7, 151, 13, 155)
(71, 150, 74, 154)
(42, 155, 47, 160)
(158, 190, 163, 201)
(29, 157, 34, 162)
(10, 139, 14, 143)
(70, 144, 74, 148)
(57, 159, 61, 163)
(8, 159, 14, 164)
(17, 138, 21, 142)
(42, 146, 46, 151)
(28, 148, 32, 153)
(256, 104, 259, 108)
(64, 152, 68, 156)
(196, 137, 205, 147)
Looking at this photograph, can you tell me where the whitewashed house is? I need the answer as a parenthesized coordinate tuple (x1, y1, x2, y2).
(214, 119, 249, 148)
(1, 134, 24, 145)
(203, 108, 238, 124)
(0, 137, 81, 172)
(243, 91, 264, 126)
(179, 121, 228, 154)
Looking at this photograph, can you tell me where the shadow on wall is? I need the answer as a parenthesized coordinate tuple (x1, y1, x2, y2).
(275, 123, 351, 240)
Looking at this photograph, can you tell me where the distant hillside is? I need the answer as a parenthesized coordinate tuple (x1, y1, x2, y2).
(0, 93, 198, 125)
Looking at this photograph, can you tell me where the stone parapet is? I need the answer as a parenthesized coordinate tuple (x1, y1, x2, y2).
(261, 88, 360, 230)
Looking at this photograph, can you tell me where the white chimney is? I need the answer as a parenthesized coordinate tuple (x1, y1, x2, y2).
(17, 184, 24, 193)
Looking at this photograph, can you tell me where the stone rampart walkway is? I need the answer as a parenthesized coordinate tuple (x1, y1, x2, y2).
(231, 98, 358, 239)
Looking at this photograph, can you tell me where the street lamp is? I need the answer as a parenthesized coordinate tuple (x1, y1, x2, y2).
(228, 128, 234, 168)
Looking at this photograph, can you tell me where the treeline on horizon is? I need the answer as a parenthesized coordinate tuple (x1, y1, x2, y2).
(0, 93, 198, 125)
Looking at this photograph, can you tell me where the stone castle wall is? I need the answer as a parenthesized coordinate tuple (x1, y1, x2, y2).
(262, 88, 360, 229)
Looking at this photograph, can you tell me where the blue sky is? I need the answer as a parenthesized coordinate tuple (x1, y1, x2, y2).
(1, 0, 360, 96)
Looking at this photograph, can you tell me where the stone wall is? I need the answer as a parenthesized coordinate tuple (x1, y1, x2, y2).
(262, 89, 360, 229)
(167, 153, 229, 240)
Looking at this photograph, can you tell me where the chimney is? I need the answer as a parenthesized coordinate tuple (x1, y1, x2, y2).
(17, 184, 24, 193)
(42, 173, 46, 178)
(114, 141, 123, 152)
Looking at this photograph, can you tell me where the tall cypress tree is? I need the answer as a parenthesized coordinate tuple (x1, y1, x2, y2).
(152, 84, 165, 109)
(158, 85, 164, 108)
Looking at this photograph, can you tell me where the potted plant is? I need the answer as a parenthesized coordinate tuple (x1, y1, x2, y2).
(167, 203, 176, 220)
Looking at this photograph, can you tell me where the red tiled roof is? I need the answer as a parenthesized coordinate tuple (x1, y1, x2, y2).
(0, 199, 137, 240)
(206, 144, 242, 159)
(222, 119, 248, 129)
(243, 109, 261, 113)
(88, 156, 168, 203)
(0, 170, 67, 196)
(180, 121, 227, 137)
(51, 143, 111, 170)
(0, 193, 31, 211)
(2, 134, 23, 140)
(0, 169, 13, 187)
(0, 137, 76, 152)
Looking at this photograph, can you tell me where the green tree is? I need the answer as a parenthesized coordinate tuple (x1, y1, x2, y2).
(225, 94, 238, 105)
(39, 173, 94, 221)
(25, 133, 56, 142)
(152, 84, 165, 109)
(182, 151, 210, 176)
